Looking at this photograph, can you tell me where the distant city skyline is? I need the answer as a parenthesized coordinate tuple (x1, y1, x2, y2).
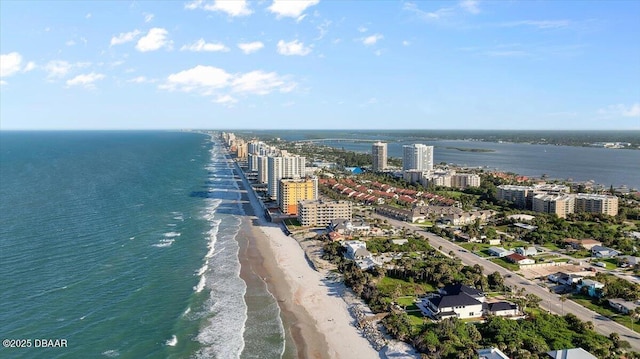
(1, 1, 639, 130)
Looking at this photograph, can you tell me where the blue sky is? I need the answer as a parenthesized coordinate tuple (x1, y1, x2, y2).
(1, 0, 639, 130)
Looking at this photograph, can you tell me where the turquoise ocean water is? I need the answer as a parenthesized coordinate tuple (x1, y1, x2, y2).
(0, 131, 284, 359)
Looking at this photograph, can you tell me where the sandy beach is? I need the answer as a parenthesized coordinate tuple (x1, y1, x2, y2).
(235, 168, 380, 358)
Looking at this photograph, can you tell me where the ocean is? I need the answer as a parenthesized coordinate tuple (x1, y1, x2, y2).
(0, 131, 284, 359)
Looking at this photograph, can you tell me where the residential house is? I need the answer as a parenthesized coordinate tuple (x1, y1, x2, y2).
(418, 284, 485, 320)
(546, 348, 597, 359)
(608, 298, 640, 314)
(485, 301, 519, 317)
(506, 253, 535, 265)
(617, 255, 640, 267)
(548, 272, 582, 286)
(591, 245, 621, 258)
(478, 347, 510, 359)
(515, 247, 538, 256)
(344, 241, 368, 259)
(564, 238, 602, 250)
(488, 247, 514, 258)
(576, 279, 604, 298)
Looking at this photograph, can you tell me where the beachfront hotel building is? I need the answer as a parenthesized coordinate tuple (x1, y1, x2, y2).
(267, 155, 306, 200)
(575, 194, 619, 216)
(256, 155, 268, 184)
(402, 144, 434, 172)
(371, 142, 387, 172)
(298, 200, 352, 227)
(278, 177, 318, 215)
(532, 193, 575, 219)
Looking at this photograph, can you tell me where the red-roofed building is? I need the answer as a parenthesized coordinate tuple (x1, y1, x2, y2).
(506, 253, 535, 265)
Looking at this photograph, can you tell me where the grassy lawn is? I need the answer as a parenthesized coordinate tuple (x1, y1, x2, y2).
(541, 242, 562, 251)
(284, 218, 302, 227)
(397, 297, 416, 307)
(377, 276, 435, 297)
(571, 295, 639, 333)
(603, 258, 620, 269)
(567, 250, 591, 259)
(489, 257, 520, 271)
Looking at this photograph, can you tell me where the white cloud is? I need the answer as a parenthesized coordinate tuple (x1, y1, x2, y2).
(215, 94, 238, 105)
(181, 39, 230, 52)
(66, 40, 76, 46)
(44, 60, 72, 78)
(362, 34, 383, 46)
(402, 40, 411, 46)
(599, 103, 640, 118)
(144, 13, 154, 23)
(268, 0, 319, 20)
(23, 61, 36, 72)
(136, 28, 170, 52)
(499, 20, 570, 29)
(85, 13, 92, 19)
(185, 0, 252, 17)
(315, 20, 331, 40)
(277, 40, 312, 56)
(128, 76, 148, 83)
(358, 26, 368, 33)
(66, 72, 105, 88)
(160, 65, 232, 92)
(232, 70, 293, 94)
(160, 65, 296, 101)
(459, 0, 480, 14)
(110, 30, 141, 46)
(403, 2, 455, 21)
(238, 41, 264, 54)
(1, 52, 23, 78)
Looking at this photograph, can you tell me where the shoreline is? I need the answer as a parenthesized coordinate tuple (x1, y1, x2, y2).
(231, 152, 380, 358)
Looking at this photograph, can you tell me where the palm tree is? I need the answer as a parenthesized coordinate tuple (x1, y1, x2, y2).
(560, 294, 568, 316)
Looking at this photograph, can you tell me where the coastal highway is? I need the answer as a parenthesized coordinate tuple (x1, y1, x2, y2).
(374, 214, 640, 351)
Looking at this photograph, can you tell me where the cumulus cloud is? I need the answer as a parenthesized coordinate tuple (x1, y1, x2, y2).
(136, 28, 170, 52)
(268, 0, 319, 20)
(128, 76, 150, 83)
(238, 41, 264, 54)
(1, 52, 23, 78)
(144, 13, 154, 23)
(160, 65, 296, 101)
(362, 34, 383, 46)
(232, 70, 293, 94)
(277, 40, 312, 56)
(185, 0, 252, 16)
(66, 72, 105, 88)
(110, 30, 141, 46)
(599, 103, 640, 118)
(181, 39, 230, 52)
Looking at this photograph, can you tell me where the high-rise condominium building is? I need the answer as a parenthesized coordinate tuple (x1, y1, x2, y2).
(278, 178, 318, 215)
(402, 144, 434, 171)
(372, 142, 387, 172)
(267, 155, 306, 200)
(297, 200, 352, 227)
(575, 194, 618, 216)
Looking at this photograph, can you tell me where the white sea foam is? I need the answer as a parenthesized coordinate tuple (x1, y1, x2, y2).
(183, 307, 191, 316)
(197, 264, 208, 276)
(153, 239, 175, 248)
(167, 223, 177, 227)
(102, 350, 120, 357)
(166, 335, 178, 346)
(194, 274, 206, 293)
(163, 232, 181, 238)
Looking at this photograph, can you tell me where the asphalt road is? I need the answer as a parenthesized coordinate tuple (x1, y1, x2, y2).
(375, 214, 640, 351)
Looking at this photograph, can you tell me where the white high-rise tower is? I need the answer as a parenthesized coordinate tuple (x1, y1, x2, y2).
(372, 142, 387, 172)
(402, 144, 433, 171)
